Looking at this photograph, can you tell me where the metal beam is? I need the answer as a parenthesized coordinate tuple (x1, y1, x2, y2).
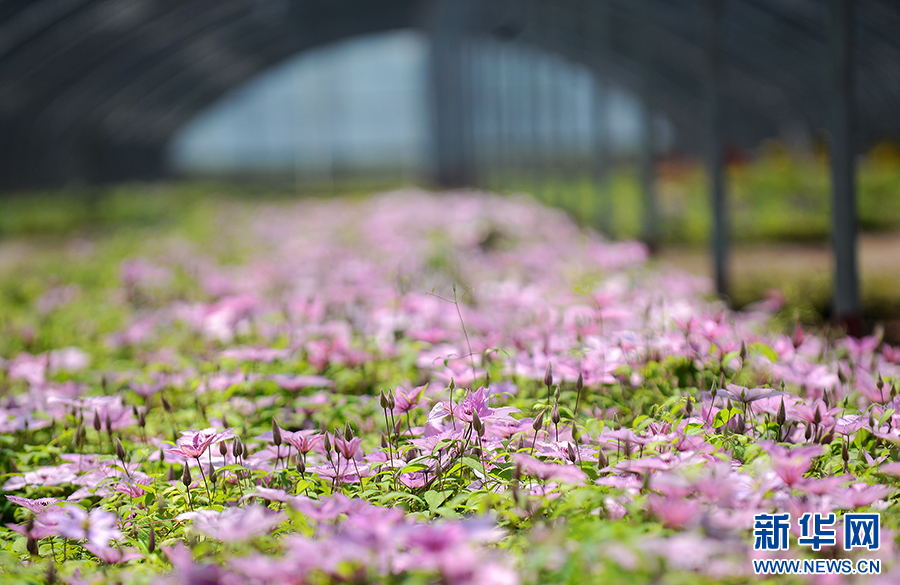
(828, 0, 861, 333)
(706, 0, 729, 299)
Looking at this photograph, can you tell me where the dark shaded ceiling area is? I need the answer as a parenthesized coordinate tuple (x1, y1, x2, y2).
(1, 0, 898, 188)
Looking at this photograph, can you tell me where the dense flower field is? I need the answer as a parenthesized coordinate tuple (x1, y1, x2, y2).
(1, 189, 899, 584)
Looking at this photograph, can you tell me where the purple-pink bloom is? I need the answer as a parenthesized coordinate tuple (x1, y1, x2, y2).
(178, 505, 286, 542)
(56, 505, 123, 545)
(168, 427, 236, 459)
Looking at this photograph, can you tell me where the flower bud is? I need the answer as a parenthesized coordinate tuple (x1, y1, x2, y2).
(532, 410, 545, 431)
(272, 419, 282, 446)
(566, 443, 577, 463)
(776, 397, 786, 427)
(162, 396, 172, 413)
(297, 457, 306, 475)
(105, 412, 112, 434)
(572, 424, 582, 444)
(26, 536, 38, 557)
(182, 463, 192, 488)
(219, 441, 228, 457)
(685, 397, 693, 417)
(472, 410, 483, 434)
(740, 341, 747, 361)
(93, 410, 101, 432)
(379, 391, 389, 409)
(234, 439, 243, 458)
(208, 464, 216, 484)
(484, 371, 491, 388)
(148, 527, 156, 554)
(138, 410, 146, 428)
(877, 375, 885, 391)
(551, 403, 561, 425)
(344, 422, 354, 441)
(841, 441, 849, 462)
(576, 371, 584, 392)
(449, 378, 455, 391)
(380, 433, 388, 449)
(167, 465, 176, 482)
(387, 391, 395, 410)
(221, 413, 230, 428)
(116, 438, 127, 462)
(544, 363, 553, 387)
(597, 449, 608, 469)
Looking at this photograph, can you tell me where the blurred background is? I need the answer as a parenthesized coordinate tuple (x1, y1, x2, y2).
(1, 0, 900, 336)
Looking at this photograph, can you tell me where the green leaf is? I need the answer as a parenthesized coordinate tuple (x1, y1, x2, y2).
(749, 342, 779, 362)
(424, 489, 451, 512)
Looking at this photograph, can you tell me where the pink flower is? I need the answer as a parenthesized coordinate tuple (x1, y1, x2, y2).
(168, 427, 236, 459)
(178, 505, 286, 542)
(5, 495, 60, 515)
(513, 454, 586, 485)
(56, 506, 123, 546)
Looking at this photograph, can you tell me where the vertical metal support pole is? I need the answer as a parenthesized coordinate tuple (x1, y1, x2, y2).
(589, 0, 614, 237)
(829, 0, 861, 333)
(638, 0, 659, 251)
(706, 0, 729, 298)
(428, 0, 472, 187)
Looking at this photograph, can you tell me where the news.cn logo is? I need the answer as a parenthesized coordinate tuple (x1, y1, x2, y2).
(752, 512, 882, 576)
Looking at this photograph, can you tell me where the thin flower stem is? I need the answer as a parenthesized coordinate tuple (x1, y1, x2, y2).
(195, 458, 211, 501)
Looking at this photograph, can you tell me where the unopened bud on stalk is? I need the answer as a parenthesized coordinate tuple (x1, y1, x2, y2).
(821, 432, 833, 444)
(394, 418, 403, 436)
(380, 433, 389, 449)
(877, 375, 885, 391)
(162, 396, 172, 413)
(138, 410, 146, 428)
(566, 443, 577, 463)
(26, 536, 38, 557)
(344, 422, 354, 441)
(234, 439, 243, 458)
(805, 424, 812, 440)
(554, 386, 560, 402)
(219, 441, 228, 457)
(544, 363, 553, 387)
(597, 449, 608, 469)
(740, 341, 747, 361)
(576, 372, 584, 392)
(272, 419, 282, 446)
(842, 442, 849, 462)
(484, 371, 491, 388)
(869, 412, 876, 428)
(167, 466, 176, 482)
(685, 397, 693, 417)
(513, 462, 522, 482)
(449, 378, 455, 392)
(572, 424, 582, 444)
(93, 410, 101, 432)
(182, 463, 192, 488)
(838, 368, 847, 384)
(776, 397, 786, 427)
(323, 432, 332, 453)
(379, 391, 389, 409)
(297, 457, 306, 474)
(532, 410, 545, 431)
(813, 405, 821, 426)
(551, 403, 561, 426)
(472, 411, 483, 434)
(387, 391, 395, 410)
(148, 527, 156, 554)
(208, 464, 216, 484)
(105, 412, 112, 434)
(115, 438, 127, 462)
(222, 413, 230, 429)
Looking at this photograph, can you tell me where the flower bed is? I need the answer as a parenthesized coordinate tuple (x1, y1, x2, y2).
(0, 189, 898, 584)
